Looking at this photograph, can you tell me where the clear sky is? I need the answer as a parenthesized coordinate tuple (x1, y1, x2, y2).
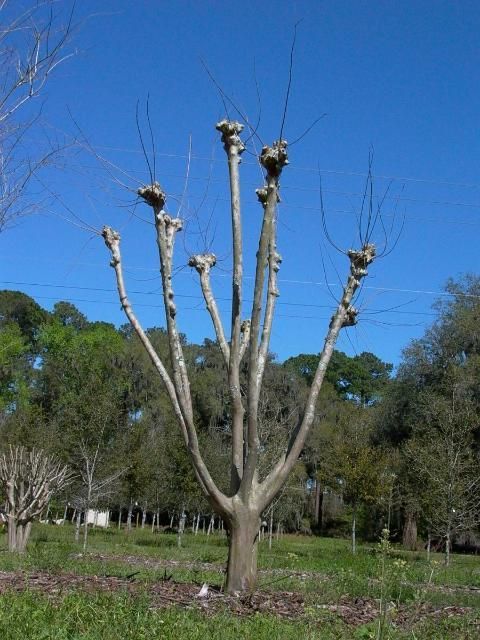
(2, 0, 480, 367)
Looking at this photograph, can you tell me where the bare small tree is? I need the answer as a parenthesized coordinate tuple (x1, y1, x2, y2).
(72, 439, 124, 552)
(0, 0, 75, 231)
(407, 388, 480, 565)
(102, 120, 378, 593)
(0, 445, 73, 551)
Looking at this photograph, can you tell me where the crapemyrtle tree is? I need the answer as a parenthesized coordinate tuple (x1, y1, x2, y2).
(0, 445, 72, 551)
(102, 120, 379, 593)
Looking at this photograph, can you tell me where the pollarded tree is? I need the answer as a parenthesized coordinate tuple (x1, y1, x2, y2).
(102, 121, 378, 593)
(0, 445, 73, 551)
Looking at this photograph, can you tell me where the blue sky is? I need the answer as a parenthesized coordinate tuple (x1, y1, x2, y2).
(2, 0, 480, 367)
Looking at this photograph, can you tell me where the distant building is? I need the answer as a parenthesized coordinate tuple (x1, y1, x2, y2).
(86, 509, 110, 528)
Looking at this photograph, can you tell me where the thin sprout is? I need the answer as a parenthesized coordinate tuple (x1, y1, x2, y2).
(289, 113, 327, 147)
(319, 171, 346, 254)
(357, 159, 372, 245)
(177, 135, 192, 219)
(200, 57, 230, 119)
(243, 57, 263, 147)
(279, 19, 302, 142)
(32, 172, 99, 235)
(135, 99, 154, 185)
(380, 208, 405, 259)
(68, 108, 142, 190)
(345, 326, 359, 356)
(200, 57, 264, 146)
(146, 94, 156, 182)
(319, 242, 340, 304)
(363, 298, 419, 316)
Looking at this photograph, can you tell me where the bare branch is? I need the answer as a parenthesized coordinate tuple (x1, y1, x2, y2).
(188, 252, 230, 364)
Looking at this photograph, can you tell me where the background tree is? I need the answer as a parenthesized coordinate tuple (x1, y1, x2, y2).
(0, 444, 72, 551)
(320, 407, 392, 553)
(0, 0, 75, 231)
(406, 388, 480, 565)
(376, 274, 480, 550)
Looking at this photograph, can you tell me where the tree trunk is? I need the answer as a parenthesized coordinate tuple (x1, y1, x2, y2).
(427, 530, 431, 561)
(402, 511, 418, 551)
(352, 506, 357, 555)
(83, 511, 89, 552)
(177, 509, 186, 547)
(75, 509, 82, 543)
(141, 506, 147, 529)
(7, 514, 17, 551)
(127, 503, 133, 531)
(314, 479, 323, 529)
(225, 510, 260, 594)
(268, 509, 273, 549)
(15, 522, 32, 552)
(445, 530, 451, 566)
(207, 514, 214, 535)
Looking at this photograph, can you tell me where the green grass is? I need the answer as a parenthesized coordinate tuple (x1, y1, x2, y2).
(0, 523, 479, 639)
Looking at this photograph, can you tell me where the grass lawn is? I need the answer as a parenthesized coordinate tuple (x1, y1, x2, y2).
(0, 524, 479, 638)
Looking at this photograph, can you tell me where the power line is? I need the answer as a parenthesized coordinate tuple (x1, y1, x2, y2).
(6, 293, 429, 328)
(94, 146, 480, 191)
(1, 271, 477, 302)
(0, 279, 449, 317)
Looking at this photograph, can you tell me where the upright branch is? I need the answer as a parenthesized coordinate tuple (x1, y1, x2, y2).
(242, 140, 288, 493)
(260, 242, 376, 509)
(189, 253, 230, 363)
(102, 195, 228, 513)
(138, 183, 194, 426)
(215, 120, 246, 491)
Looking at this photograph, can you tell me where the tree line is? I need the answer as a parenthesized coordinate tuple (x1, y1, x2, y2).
(0, 275, 479, 564)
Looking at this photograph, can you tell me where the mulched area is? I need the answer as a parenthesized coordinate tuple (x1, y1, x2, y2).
(0, 568, 477, 628)
(317, 596, 477, 628)
(0, 570, 305, 620)
(73, 552, 328, 582)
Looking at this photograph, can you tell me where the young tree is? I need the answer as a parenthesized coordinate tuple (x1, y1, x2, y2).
(406, 388, 480, 565)
(319, 408, 392, 553)
(72, 437, 124, 552)
(102, 121, 378, 593)
(0, 444, 72, 551)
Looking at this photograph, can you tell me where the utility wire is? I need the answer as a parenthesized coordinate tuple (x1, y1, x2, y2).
(0, 279, 461, 315)
(94, 146, 480, 191)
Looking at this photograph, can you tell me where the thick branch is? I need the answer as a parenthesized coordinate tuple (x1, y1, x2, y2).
(189, 253, 230, 364)
(239, 319, 251, 362)
(216, 120, 245, 491)
(102, 225, 229, 511)
(101, 225, 187, 441)
(242, 141, 288, 495)
(260, 243, 376, 510)
(256, 186, 282, 387)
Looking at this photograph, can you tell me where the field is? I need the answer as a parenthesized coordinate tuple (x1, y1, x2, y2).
(0, 525, 479, 639)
